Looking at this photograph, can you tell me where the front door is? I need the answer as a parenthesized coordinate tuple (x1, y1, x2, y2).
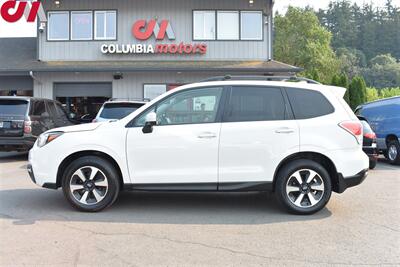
(126, 86, 224, 186)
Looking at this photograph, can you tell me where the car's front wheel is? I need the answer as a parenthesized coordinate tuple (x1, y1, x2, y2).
(275, 159, 332, 215)
(62, 156, 120, 212)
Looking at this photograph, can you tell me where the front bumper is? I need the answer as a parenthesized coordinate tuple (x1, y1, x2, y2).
(335, 169, 368, 193)
(27, 162, 58, 189)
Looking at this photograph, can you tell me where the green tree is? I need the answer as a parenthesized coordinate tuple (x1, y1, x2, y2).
(274, 7, 339, 83)
(349, 76, 367, 109)
(362, 54, 400, 88)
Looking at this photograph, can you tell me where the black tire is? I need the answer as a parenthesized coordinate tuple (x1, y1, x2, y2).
(62, 156, 120, 212)
(369, 159, 377, 169)
(275, 159, 332, 215)
(387, 139, 400, 165)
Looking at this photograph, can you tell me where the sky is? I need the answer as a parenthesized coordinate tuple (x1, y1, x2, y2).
(0, 0, 399, 38)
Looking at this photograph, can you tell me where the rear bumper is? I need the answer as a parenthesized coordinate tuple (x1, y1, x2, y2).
(0, 136, 35, 151)
(335, 169, 368, 193)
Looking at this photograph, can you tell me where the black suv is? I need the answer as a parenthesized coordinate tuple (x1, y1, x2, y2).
(0, 97, 74, 152)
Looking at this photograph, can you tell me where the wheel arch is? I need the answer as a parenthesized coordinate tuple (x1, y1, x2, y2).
(56, 150, 124, 190)
(273, 152, 340, 192)
(386, 134, 399, 144)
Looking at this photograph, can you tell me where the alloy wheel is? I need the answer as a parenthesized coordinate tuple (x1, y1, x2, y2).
(286, 169, 325, 208)
(388, 145, 398, 161)
(69, 166, 109, 205)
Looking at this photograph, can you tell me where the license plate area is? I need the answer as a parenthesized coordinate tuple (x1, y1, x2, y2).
(0, 121, 11, 128)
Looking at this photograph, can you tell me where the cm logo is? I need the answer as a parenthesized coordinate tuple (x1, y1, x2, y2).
(0, 0, 46, 23)
(132, 19, 176, 40)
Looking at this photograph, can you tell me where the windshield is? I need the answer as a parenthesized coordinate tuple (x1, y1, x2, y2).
(0, 100, 28, 116)
(99, 103, 143, 119)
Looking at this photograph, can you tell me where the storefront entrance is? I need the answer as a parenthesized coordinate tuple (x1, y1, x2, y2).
(54, 83, 112, 122)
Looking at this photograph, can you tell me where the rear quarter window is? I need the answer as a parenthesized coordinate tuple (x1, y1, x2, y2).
(286, 88, 334, 119)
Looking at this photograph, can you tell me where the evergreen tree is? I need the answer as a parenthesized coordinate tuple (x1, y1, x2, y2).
(349, 76, 367, 109)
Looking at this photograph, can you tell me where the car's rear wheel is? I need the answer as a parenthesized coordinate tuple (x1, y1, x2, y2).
(369, 159, 377, 169)
(62, 156, 120, 212)
(275, 159, 332, 215)
(387, 140, 400, 165)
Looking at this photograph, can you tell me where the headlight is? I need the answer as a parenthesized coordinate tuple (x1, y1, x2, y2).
(37, 132, 63, 147)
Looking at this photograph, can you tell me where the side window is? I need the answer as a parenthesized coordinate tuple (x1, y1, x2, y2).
(32, 101, 46, 116)
(46, 101, 57, 117)
(286, 88, 335, 119)
(55, 103, 68, 117)
(134, 87, 223, 126)
(224, 86, 286, 122)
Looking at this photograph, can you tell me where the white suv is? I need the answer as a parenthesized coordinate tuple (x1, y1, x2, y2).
(28, 77, 369, 214)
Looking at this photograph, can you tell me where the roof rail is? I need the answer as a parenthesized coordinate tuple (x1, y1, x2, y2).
(200, 75, 321, 84)
(108, 98, 150, 102)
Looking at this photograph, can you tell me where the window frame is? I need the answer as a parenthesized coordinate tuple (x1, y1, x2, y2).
(222, 86, 290, 123)
(47, 11, 70, 41)
(192, 10, 264, 42)
(94, 10, 117, 40)
(193, 10, 216, 41)
(127, 86, 229, 128)
(216, 10, 240, 41)
(240, 11, 263, 41)
(70, 10, 93, 41)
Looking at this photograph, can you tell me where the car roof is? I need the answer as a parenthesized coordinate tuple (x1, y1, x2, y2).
(359, 96, 400, 108)
(174, 80, 328, 91)
(103, 100, 147, 105)
(0, 96, 58, 102)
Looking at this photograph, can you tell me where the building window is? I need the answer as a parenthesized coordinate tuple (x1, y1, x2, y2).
(71, 11, 93, 40)
(144, 84, 167, 100)
(48, 11, 69, 40)
(193, 11, 216, 40)
(240, 11, 263, 40)
(95, 11, 117, 40)
(217, 11, 239, 40)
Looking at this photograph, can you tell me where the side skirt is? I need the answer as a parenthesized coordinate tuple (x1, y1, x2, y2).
(123, 182, 273, 192)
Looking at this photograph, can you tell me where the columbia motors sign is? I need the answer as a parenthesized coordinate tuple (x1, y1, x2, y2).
(101, 19, 207, 55)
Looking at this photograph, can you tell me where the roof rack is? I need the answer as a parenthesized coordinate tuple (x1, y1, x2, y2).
(107, 98, 150, 102)
(200, 75, 321, 84)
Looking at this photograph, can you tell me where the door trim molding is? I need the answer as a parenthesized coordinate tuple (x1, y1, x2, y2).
(123, 182, 273, 192)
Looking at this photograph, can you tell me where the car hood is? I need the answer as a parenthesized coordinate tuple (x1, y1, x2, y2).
(48, 122, 103, 133)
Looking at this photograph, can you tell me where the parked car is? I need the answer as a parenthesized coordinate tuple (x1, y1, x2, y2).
(0, 97, 74, 152)
(93, 99, 147, 122)
(28, 77, 369, 214)
(355, 96, 400, 165)
(358, 116, 378, 169)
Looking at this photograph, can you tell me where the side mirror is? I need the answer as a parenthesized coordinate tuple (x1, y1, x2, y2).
(142, 112, 157, 134)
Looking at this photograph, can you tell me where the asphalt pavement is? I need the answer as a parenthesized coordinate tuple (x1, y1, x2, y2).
(0, 152, 399, 266)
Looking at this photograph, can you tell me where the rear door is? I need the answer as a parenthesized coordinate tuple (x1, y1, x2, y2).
(0, 99, 28, 137)
(218, 86, 299, 184)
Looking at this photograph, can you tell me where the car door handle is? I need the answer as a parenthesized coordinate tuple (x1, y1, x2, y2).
(197, 132, 217, 139)
(275, 127, 295, 134)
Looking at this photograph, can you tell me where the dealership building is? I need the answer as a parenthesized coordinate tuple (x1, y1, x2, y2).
(0, 0, 300, 118)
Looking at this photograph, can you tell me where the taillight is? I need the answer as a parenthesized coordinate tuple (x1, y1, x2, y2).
(364, 132, 376, 139)
(24, 120, 32, 134)
(339, 121, 363, 144)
